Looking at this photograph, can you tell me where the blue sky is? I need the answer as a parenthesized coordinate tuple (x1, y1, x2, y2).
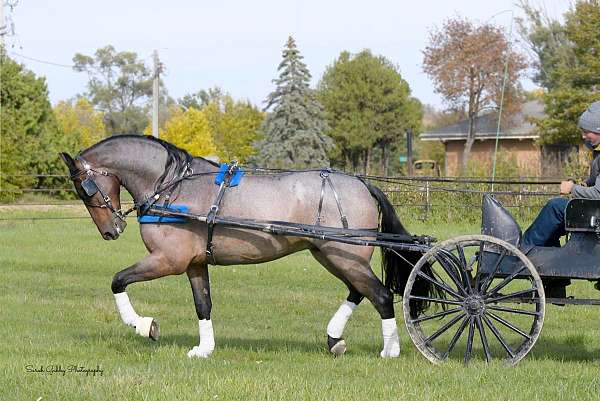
(4, 0, 571, 109)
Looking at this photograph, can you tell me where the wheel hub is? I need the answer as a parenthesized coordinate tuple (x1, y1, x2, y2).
(463, 296, 485, 316)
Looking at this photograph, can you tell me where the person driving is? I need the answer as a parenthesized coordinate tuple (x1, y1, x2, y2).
(522, 101, 600, 248)
(520, 101, 600, 298)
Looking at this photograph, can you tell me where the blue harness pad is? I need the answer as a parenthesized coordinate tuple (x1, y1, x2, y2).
(215, 163, 244, 187)
(138, 204, 189, 224)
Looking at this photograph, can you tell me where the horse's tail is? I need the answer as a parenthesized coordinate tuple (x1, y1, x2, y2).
(360, 179, 432, 316)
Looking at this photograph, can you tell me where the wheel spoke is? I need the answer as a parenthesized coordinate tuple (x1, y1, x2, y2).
(478, 249, 507, 294)
(482, 315, 515, 359)
(475, 316, 491, 362)
(442, 315, 470, 359)
(410, 307, 463, 323)
(487, 312, 531, 339)
(456, 243, 467, 268)
(486, 288, 538, 304)
(416, 270, 463, 300)
(408, 295, 463, 306)
(474, 241, 485, 292)
(456, 244, 472, 293)
(486, 265, 527, 297)
(486, 304, 541, 316)
(425, 312, 466, 344)
(435, 250, 469, 297)
(464, 317, 475, 364)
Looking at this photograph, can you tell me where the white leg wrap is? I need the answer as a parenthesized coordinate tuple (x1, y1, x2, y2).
(327, 300, 357, 338)
(380, 317, 400, 358)
(114, 292, 140, 327)
(187, 319, 215, 358)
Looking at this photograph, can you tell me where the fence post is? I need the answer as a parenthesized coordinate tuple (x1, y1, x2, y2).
(519, 176, 524, 221)
(425, 180, 430, 221)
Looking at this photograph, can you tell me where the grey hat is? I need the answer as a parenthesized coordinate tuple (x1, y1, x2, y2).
(579, 101, 600, 133)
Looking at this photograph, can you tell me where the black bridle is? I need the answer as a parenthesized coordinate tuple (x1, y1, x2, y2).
(70, 156, 132, 222)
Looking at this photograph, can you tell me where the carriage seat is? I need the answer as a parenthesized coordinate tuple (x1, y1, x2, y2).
(481, 194, 522, 247)
(565, 198, 600, 233)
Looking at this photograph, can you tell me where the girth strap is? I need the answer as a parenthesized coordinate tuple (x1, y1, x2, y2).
(206, 162, 240, 265)
(316, 170, 348, 229)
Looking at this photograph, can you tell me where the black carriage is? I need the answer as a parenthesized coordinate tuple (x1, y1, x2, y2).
(401, 194, 600, 365)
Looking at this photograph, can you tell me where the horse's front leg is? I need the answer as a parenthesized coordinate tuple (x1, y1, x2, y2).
(111, 252, 187, 340)
(186, 263, 215, 358)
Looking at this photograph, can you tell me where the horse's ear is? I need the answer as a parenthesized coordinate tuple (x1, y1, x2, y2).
(59, 152, 77, 174)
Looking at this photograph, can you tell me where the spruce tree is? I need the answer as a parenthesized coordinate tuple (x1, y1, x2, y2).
(258, 36, 332, 168)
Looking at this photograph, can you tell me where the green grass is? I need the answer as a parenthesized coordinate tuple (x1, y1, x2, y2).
(2, 207, 600, 400)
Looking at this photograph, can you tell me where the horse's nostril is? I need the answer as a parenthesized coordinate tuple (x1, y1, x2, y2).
(103, 232, 114, 240)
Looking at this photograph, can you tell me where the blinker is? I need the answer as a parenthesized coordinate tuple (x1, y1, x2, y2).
(81, 177, 99, 197)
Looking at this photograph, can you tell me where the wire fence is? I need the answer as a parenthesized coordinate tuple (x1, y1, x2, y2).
(0, 173, 564, 224)
(363, 175, 560, 225)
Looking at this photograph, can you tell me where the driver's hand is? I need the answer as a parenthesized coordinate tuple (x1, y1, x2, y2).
(560, 180, 575, 195)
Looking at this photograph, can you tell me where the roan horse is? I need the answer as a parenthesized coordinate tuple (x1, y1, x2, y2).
(60, 135, 430, 358)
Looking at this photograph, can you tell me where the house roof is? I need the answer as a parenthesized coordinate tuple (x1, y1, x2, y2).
(420, 100, 544, 141)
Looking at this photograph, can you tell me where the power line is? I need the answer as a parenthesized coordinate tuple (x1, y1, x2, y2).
(9, 51, 75, 69)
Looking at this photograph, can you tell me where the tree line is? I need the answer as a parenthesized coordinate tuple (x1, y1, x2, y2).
(1, 38, 422, 202)
(2, 1, 598, 201)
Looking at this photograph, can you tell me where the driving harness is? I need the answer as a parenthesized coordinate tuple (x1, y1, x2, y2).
(315, 169, 348, 229)
(69, 156, 349, 266)
(204, 166, 348, 265)
(205, 162, 244, 265)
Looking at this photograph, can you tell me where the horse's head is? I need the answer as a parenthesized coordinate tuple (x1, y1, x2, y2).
(60, 152, 127, 240)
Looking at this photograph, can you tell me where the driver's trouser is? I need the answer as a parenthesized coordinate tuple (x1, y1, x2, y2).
(522, 197, 569, 248)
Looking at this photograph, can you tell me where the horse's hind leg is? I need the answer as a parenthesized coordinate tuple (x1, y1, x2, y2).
(111, 252, 188, 340)
(186, 263, 215, 358)
(311, 246, 400, 358)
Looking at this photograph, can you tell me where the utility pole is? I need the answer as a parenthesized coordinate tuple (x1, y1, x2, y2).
(152, 50, 161, 138)
(407, 128, 414, 176)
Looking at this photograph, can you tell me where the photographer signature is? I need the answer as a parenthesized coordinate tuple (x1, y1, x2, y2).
(25, 364, 103, 377)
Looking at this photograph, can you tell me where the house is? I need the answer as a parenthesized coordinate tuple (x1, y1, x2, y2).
(420, 100, 550, 176)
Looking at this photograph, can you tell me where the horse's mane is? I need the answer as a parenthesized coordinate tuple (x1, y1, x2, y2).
(145, 136, 221, 168)
(83, 134, 219, 165)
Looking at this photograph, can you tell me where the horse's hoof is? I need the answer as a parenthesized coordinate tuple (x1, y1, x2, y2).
(380, 344, 400, 358)
(328, 336, 346, 357)
(135, 317, 159, 340)
(187, 345, 213, 358)
(330, 340, 347, 356)
(149, 319, 160, 341)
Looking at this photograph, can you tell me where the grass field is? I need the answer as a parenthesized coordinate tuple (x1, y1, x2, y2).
(2, 207, 600, 401)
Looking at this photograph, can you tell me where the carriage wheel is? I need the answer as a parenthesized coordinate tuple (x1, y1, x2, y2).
(402, 235, 545, 365)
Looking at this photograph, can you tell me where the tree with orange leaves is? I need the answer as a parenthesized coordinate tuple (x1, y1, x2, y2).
(423, 17, 528, 173)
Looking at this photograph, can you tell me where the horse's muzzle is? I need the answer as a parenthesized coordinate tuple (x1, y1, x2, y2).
(102, 218, 127, 240)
